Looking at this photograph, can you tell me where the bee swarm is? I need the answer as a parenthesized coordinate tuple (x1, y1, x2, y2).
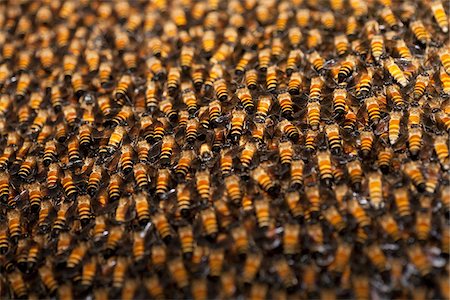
(0, 0, 449, 299)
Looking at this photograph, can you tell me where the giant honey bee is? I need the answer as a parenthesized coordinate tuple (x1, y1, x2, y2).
(0, 1, 448, 298)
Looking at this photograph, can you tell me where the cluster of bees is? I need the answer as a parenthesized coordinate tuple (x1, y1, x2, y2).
(0, 0, 449, 299)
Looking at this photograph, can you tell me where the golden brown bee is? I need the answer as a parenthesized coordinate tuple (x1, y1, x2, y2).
(65, 241, 87, 270)
(415, 210, 431, 242)
(0, 94, 11, 117)
(38, 262, 58, 295)
(168, 257, 189, 289)
(97, 61, 113, 89)
(15, 73, 31, 101)
(368, 172, 383, 209)
(276, 92, 292, 118)
(434, 134, 450, 170)
(239, 253, 262, 287)
(403, 161, 426, 192)
(111, 256, 129, 290)
(0, 223, 9, 254)
(365, 97, 381, 125)
(384, 58, 408, 87)
(394, 187, 411, 220)
(338, 55, 357, 83)
(61, 171, 77, 200)
(144, 275, 164, 299)
(308, 51, 325, 74)
(235, 52, 254, 75)
(410, 20, 430, 45)
(388, 110, 402, 145)
(103, 224, 124, 257)
(242, 69, 257, 90)
(208, 246, 225, 278)
(227, 109, 246, 143)
(306, 101, 321, 130)
(115, 196, 131, 224)
(307, 29, 323, 50)
(201, 207, 218, 240)
(76, 195, 92, 226)
(133, 192, 149, 225)
(349, 198, 370, 230)
(407, 245, 431, 277)
(257, 48, 271, 72)
(194, 168, 210, 202)
(152, 211, 172, 242)
(252, 163, 279, 196)
(78, 256, 97, 289)
(224, 174, 242, 204)
(8, 271, 27, 298)
(113, 74, 133, 105)
(213, 78, 228, 102)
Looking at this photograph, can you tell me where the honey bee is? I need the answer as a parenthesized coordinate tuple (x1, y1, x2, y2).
(0, 147, 14, 170)
(307, 29, 323, 49)
(104, 225, 124, 257)
(410, 20, 430, 45)
(37, 200, 51, 233)
(306, 101, 321, 130)
(107, 126, 126, 153)
(334, 34, 349, 56)
(384, 58, 408, 87)
(283, 223, 300, 256)
(155, 168, 170, 198)
(349, 198, 370, 230)
(80, 256, 97, 289)
(394, 187, 411, 220)
(90, 215, 106, 246)
(403, 161, 426, 192)
(153, 211, 172, 242)
(134, 192, 150, 225)
(39, 263, 58, 295)
(196, 169, 211, 203)
(15, 73, 31, 101)
(389, 110, 402, 145)
(201, 207, 218, 240)
(407, 245, 431, 277)
(285, 49, 302, 75)
(368, 172, 383, 209)
(208, 247, 225, 278)
(308, 51, 325, 74)
(276, 92, 293, 118)
(365, 97, 381, 125)
(61, 171, 77, 200)
(243, 69, 258, 90)
(144, 274, 164, 299)
(112, 256, 129, 289)
(434, 134, 450, 170)
(168, 257, 189, 289)
(8, 271, 27, 298)
(439, 48, 450, 75)
(338, 55, 357, 83)
(265, 65, 278, 93)
(415, 210, 431, 242)
(99, 62, 113, 89)
(0, 224, 9, 254)
(220, 172, 240, 202)
(66, 242, 87, 269)
(242, 252, 262, 284)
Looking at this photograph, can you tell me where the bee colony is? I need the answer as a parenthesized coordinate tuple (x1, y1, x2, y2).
(0, 0, 449, 299)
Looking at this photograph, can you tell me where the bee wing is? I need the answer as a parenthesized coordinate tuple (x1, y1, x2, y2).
(107, 152, 121, 174)
(374, 115, 389, 137)
(148, 140, 163, 163)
